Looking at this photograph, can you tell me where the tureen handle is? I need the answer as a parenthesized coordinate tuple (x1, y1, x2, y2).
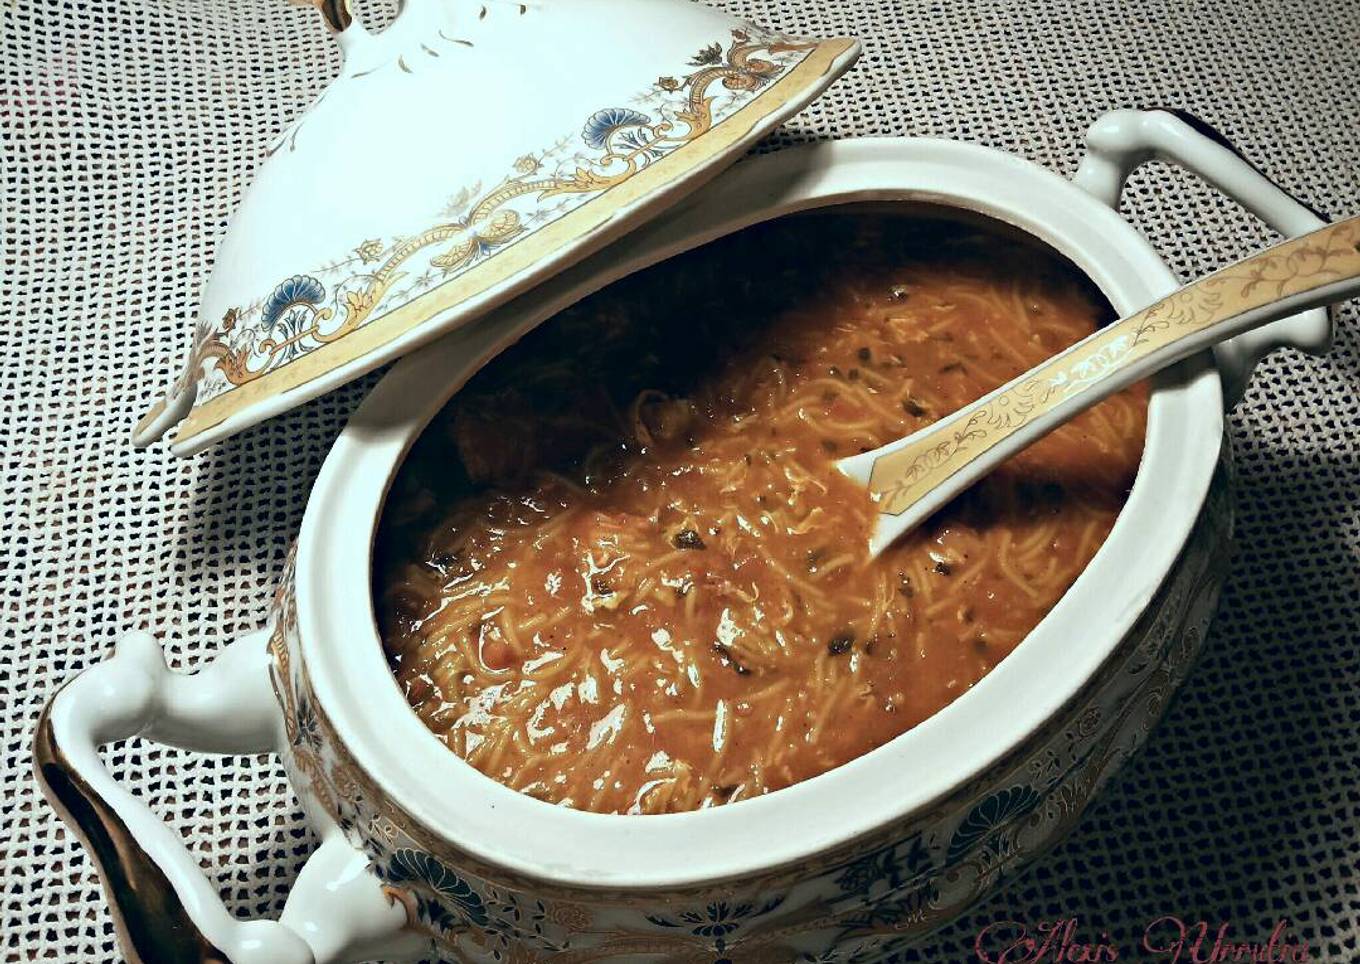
(33, 629, 412, 964)
(1073, 107, 1332, 406)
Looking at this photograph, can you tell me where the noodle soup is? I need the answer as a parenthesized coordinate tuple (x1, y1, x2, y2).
(374, 213, 1146, 815)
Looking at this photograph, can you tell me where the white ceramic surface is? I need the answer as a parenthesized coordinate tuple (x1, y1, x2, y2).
(841, 214, 1358, 555)
(132, 0, 858, 456)
(37, 110, 1331, 963)
(293, 118, 1262, 886)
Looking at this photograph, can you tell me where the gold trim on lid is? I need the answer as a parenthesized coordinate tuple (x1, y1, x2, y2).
(168, 36, 856, 451)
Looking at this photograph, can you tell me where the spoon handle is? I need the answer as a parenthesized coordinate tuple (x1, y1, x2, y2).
(840, 214, 1360, 556)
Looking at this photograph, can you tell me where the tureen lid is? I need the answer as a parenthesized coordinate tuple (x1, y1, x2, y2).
(134, 0, 858, 455)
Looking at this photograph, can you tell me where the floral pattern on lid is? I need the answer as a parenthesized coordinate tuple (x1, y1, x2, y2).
(134, 6, 859, 455)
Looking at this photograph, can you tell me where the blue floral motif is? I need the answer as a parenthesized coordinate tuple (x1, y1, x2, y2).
(688, 41, 724, 66)
(416, 893, 457, 934)
(946, 785, 1042, 864)
(581, 107, 652, 149)
(833, 833, 932, 900)
(260, 274, 325, 330)
(382, 848, 489, 928)
(691, 903, 744, 939)
(646, 897, 784, 955)
(292, 690, 321, 752)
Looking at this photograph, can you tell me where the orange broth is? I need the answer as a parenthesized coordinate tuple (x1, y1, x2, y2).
(374, 213, 1146, 814)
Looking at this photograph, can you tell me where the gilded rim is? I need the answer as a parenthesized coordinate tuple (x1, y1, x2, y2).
(289, 137, 1232, 892)
(170, 37, 858, 452)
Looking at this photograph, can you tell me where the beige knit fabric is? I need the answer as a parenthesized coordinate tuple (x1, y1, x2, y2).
(3, 1, 1358, 961)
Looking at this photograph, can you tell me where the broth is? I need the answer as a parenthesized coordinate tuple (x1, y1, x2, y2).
(374, 213, 1146, 814)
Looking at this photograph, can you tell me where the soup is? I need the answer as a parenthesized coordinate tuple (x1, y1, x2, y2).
(374, 212, 1146, 815)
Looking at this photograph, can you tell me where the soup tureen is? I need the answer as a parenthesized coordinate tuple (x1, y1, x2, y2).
(33, 1, 1332, 959)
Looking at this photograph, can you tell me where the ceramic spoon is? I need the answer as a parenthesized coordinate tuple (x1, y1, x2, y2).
(838, 214, 1360, 556)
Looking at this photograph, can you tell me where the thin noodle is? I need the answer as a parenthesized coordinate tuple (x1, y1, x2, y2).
(375, 214, 1146, 815)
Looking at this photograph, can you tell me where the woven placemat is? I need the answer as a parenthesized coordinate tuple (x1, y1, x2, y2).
(3, 1, 1357, 961)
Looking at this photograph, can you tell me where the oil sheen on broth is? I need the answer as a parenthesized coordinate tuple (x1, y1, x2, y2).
(375, 213, 1147, 815)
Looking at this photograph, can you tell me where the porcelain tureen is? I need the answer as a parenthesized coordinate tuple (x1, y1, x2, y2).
(33, 1, 1334, 958)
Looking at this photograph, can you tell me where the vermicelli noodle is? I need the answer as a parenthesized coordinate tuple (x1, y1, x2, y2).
(374, 212, 1147, 814)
